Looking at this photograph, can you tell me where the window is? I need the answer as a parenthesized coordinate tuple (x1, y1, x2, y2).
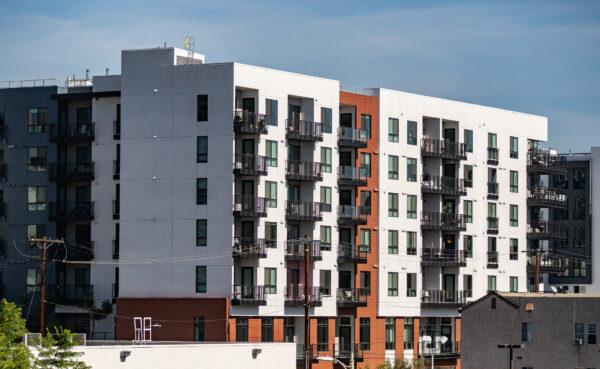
(406, 273, 416, 297)
(317, 318, 328, 350)
(510, 136, 518, 158)
(575, 323, 584, 342)
(265, 140, 278, 167)
(360, 191, 371, 211)
(488, 132, 497, 148)
(574, 259, 587, 277)
(360, 229, 371, 251)
(359, 317, 370, 350)
(510, 239, 518, 260)
(265, 181, 277, 208)
(360, 271, 371, 296)
(196, 178, 207, 205)
(361, 153, 371, 177)
(194, 317, 205, 341)
(388, 118, 399, 142)
(195, 266, 206, 293)
(361, 114, 371, 138)
(236, 318, 248, 342)
(406, 158, 417, 182)
(28, 108, 47, 133)
(388, 155, 399, 179)
(573, 168, 586, 189)
(261, 318, 273, 342)
(320, 226, 331, 251)
(574, 226, 586, 248)
(265, 222, 277, 248)
(464, 165, 473, 188)
(266, 99, 278, 126)
(27, 224, 45, 247)
(464, 235, 473, 258)
(510, 171, 519, 193)
(510, 276, 518, 292)
(196, 136, 207, 163)
(464, 200, 473, 223)
(488, 202, 497, 218)
(588, 324, 597, 344)
(27, 186, 46, 211)
(406, 232, 417, 255)
(315, 107, 332, 135)
(320, 147, 332, 173)
(385, 318, 395, 350)
(283, 317, 294, 342)
(388, 193, 399, 217)
(196, 219, 207, 246)
(574, 198, 586, 220)
(404, 318, 414, 349)
(264, 268, 276, 294)
(26, 268, 40, 293)
(488, 276, 497, 292)
(521, 322, 532, 342)
(27, 147, 47, 172)
(464, 275, 473, 297)
(320, 187, 332, 212)
(406, 195, 417, 219)
(388, 230, 398, 254)
(388, 272, 398, 296)
(320, 270, 331, 295)
(407, 121, 417, 145)
(464, 129, 473, 152)
(197, 95, 208, 121)
(510, 205, 519, 226)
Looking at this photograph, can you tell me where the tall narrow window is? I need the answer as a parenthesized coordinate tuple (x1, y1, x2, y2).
(510, 136, 518, 158)
(197, 136, 208, 163)
(360, 229, 371, 251)
(321, 147, 332, 173)
(28, 108, 47, 133)
(265, 181, 277, 208)
(27, 186, 46, 211)
(388, 272, 398, 296)
(266, 99, 278, 126)
(510, 205, 519, 226)
(321, 107, 332, 133)
(195, 266, 206, 293)
(464, 129, 473, 152)
(196, 178, 207, 205)
(407, 195, 417, 219)
(510, 171, 519, 193)
(197, 95, 208, 121)
(261, 318, 274, 342)
(406, 158, 417, 182)
(388, 118, 399, 142)
(521, 322, 532, 342)
(388, 230, 398, 254)
(588, 324, 597, 344)
(404, 318, 414, 349)
(407, 121, 417, 145)
(264, 268, 276, 294)
(196, 219, 207, 246)
(406, 232, 417, 255)
(385, 318, 395, 350)
(320, 186, 332, 212)
(317, 318, 329, 350)
(488, 275, 497, 292)
(361, 114, 371, 138)
(236, 318, 248, 342)
(359, 318, 370, 350)
(510, 276, 518, 292)
(194, 317, 205, 341)
(388, 155, 399, 179)
(406, 273, 417, 296)
(510, 239, 518, 260)
(28, 147, 47, 172)
(361, 153, 371, 177)
(283, 318, 295, 342)
(464, 200, 473, 223)
(265, 140, 278, 167)
(265, 222, 277, 248)
(388, 193, 399, 217)
(464, 165, 473, 187)
(320, 270, 331, 296)
(320, 226, 331, 251)
(463, 274, 473, 297)
(26, 268, 40, 293)
(464, 235, 473, 258)
(360, 271, 371, 296)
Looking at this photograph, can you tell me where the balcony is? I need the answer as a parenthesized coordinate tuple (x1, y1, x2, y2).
(112, 239, 119, 259)
(487, 217, 499, 234)
(421, 138, 466, 160)
(487, 148, 499, 165)
(336, 288, 368, 307)
(0, 163, 6, 182)
(47, 284, 94, 305)
(527, 220, 568, 240)
(65, 241, 94, 261)
(286, 161, 323, 181)
(527, 149, 567, 175)
(284, 285, 322, 307)
(112, 200, 120, 220)
(487, 251, 499, 269)
(421, 248, 466, 267)
(113, 120, 121, 140)
(420, 341, 461, 358)
(286, 201, 322, 221)
(487, 182, 499, 199)
(337, 205, 369, 225)
(421, 175, 466, 196)
(421, 290, 467, 307)
(231, 285, 266, 306)
(338, 126, 368, 148)
(338, 166, 368, 187)
(233, 154, 267, 176)
(49, 123, 95, 143)
(48, 202, 94, 221)
(527, 186, 567, 208)
(49, 162, 94, 182)
(233, 110, 268, 135)
(232, 196, 268, 217)
(333, 343, 364, 362)
(232, 237, 267, 258)
(113, 160, 120, 180)
(284, 240, 322, 261)
(337, 243, 369, 264)
(421, 212, 466, 232)
(286, 119, 323, 142)
(528, 254, 568, 274)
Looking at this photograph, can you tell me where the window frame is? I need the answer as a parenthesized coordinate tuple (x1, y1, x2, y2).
(388, 230, 398, 254)
(388, 192, 399, 217)
(406, 158, 417, 182)
(406, 195, 417, 219)
(196, 178, 207, 205)
(196, 219, 207, 246)
(197, 95, 208, 122)
(264, 268, 277, 294)
(196, 136, 208, 163)
(388, 155, 399, 180)
(388, 272, 398, 296)
(388, 118, 399, 142)
(265, 140, 278, 167)
(407, 120, 417, 145)
(195, 266, 207, 293)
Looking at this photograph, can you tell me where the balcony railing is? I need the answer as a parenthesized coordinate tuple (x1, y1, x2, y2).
(232, 237, 267, 258)
(113, 120, 121, 139)
(113, 160, 120, 180)
(338, 166, 368, 186)
(527, 220, 568, 240)
(336, 288, 368, 307)
(65, 241, 94, 261)
(233, 110, 268, 135)
(286, 201, 322, 221)
(337, 243, 369, 264)
(49, 162, 94, 182)
(487, 217, 499, 234)
(232, 196, 268, 217)
(421, 138, 466, 160)
(527, 186, 567, 208)
(528, 254, 568, 274)
(527, 149, 567, 175)
(0, 163, 6, 182)
(286, 119, 323, 142)
(487, 147, 499, 164)
(487, 182, 499, 199)
(338, 126, 368, 147)
(421, 212, 466, 232)
(333, 343, 364, 361)
(49, 123, 95, 142)
(231, 285, 266, 306)
(421, 175, 466, 196)
(420, 341, 461, 357)
(48, 202, 94, 221)
(284, 240, 322, 261)
(284, 285, 322, 307)
(421, 290, 468, 307)
(421, 248, 466, 267)
(233, 154, 267, 176)
(487, 251, 499, 269)
(286, 160, 323, 181)
(47, 284, 94, 304)
(337, 205, 369, 225)
(112, 200, 120, 220)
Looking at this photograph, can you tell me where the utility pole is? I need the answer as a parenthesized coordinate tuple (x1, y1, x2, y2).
(303, 235, 312, 369)
(534, 250, 541, 293)
(497, 344, 522, 369)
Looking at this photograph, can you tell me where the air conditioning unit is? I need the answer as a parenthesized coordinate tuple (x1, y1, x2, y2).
(574, 339, 583, 345)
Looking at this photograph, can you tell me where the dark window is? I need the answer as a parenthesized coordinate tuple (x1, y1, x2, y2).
(196, 178, 207, 205)
(197, 95, 208, 121)
(464, 235, 473, 258)
(406, 273, 416, 296)
(573, 168, 586, 189)
(283, 317, 295, 342)
(236, 318, 248, 341)
(194, 317, 205, 341)
(265, 222, 277, 248)
(360, 271, 371, 296)
(320, 270, 331, 295)
(317, 318, 328, 351)
(196, 219, 207, 246)
(404, 318, 414, 349)
(510, 239, 518, 260)
(588, 323, 596, 344)
(575, 322, 584, 342)
(266, 99, 278, 126)
(407, 121, 417, 145)
(510, 136, 518, 158)
(491, 297, 497, 309)
(195, 266, 206, 293)
(464, 165, 473, 187)
(261, 318, 273, 342)
(27, 147, 47, 172)
(359, 317, 370, 351)
(521, 322, 532, 342)
(464, 129, 473, 152)
(361, 114, 371, 138)
(28, 108, 47, 133)
(385, 318, 395, 350)
(321, 107, 332, 133)
(197, 136, 208, 163)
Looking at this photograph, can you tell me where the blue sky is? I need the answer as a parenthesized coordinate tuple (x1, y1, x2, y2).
(1, 0, 598, 152)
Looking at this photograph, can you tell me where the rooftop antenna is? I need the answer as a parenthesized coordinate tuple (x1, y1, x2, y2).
(85, 69, 89, 80)
(184, 36, 195, 64)
(163, 42, 167, 48)
(106, 68, 109, 76)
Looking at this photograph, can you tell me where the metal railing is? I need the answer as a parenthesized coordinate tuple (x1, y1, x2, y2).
(487, 182, 499, 197)
(284, 285, 322, 306)
(231, 285, 266, 305)
(421, 248, 466, 266)
(421, 290, 468, 306)
(48, 162, 94, 181)
(286, 160, 323, 181)
(233, 154, 267, 175)
(49, 123, 95, 141)
(527, 220, 568, 240)
(65, 241, 94, 261)
(527, 149, 567, 174)
(47, 284, 94, 304)
(233, 110, 268, 134)
(338, 243, 370, 263)
(338, 126, 368, 146)
(286, 119, 323, 141)
(284, 240, 322, 260)
(338, 205, 369, 223)
(336, 288, 369, 306)
(420, 341, 461, 357)
(232, 237, 267, 258)
(421, 138, 466, 159)
(421, 212, 466, 231)
(338, 166, 368, 185)
(527, 186, 567, 207)
(422, 175, 466, 195)
(286, 201, 322, 221)
(48, 202, 94, 220)
(232, 196, 268, 217)
(333, 343, 364, 360)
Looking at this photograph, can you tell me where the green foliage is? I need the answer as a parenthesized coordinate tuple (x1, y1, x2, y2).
(33, 327, 90, 369)
(89, 300, 113, 322)
(0, 299, 31, 369)
(371, 359, 428, 369)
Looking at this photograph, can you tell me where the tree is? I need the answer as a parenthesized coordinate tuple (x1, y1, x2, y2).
(33, 326, 90, 369)
(0, 299, 31, 369)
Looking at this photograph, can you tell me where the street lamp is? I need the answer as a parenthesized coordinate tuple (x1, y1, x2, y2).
(421, 335, 448, 369)
(316, 356, 350, 369)
(497, 344, 522, 369)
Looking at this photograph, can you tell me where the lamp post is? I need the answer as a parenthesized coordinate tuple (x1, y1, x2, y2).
(421, 335, 448, 369)
(497, 344, 522, 369)
(316, 356, 350, 369)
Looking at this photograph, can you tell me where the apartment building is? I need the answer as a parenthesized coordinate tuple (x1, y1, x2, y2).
(1, 46, 553, 369)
